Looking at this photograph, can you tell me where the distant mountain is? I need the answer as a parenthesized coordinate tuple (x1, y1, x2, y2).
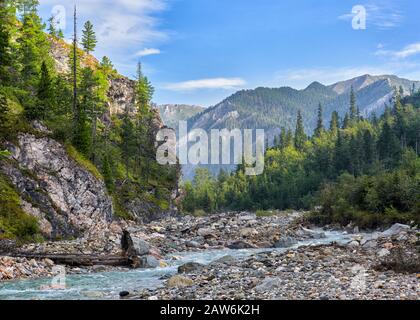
(181, 74, 420, 179)
(190, 74, 419, 135)
(155, 104, 205, 129)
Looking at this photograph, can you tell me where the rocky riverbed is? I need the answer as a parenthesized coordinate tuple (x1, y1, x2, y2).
(131, 241, 419, 300)
(1, 212, 419, 300)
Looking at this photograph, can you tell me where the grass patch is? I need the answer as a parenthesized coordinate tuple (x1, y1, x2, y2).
(65, 143, 103, 181)
(0, 173, 42, 242)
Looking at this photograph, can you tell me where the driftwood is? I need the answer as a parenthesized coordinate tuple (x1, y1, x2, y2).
(5, 253, 131, 267)
(0, 230, 141, 267)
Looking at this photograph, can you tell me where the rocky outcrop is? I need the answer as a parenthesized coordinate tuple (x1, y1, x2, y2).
(108, 77, 136, 115)
(3, 134, 114, 240)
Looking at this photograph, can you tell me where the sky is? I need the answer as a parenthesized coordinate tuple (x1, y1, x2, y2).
(38, 0, 420, 107)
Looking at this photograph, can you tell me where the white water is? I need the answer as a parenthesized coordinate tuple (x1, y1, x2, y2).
(0, 231, 352, 300)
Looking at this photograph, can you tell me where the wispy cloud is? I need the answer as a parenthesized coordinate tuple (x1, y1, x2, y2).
(163, 78, 246, 91)
(40, 0, 169, 74)
(338, 3, 403, 29)
(136, 48, 161, 57)
(375, 42, 420, 59)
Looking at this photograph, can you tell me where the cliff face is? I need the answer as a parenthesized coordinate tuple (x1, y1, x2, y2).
(49, 37, 137, 116)
(3, 129, 114, 241)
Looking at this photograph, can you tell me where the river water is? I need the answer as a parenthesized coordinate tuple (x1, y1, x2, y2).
(0, 231, 353, 300)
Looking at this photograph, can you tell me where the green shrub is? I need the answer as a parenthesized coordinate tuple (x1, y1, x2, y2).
(65, 143, 103, 181)
(0, 174, 41, 241)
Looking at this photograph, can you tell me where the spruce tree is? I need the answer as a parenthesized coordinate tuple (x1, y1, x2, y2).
(329, 111, 340, 134)
(342, 113, 350, 129)
(18, 9, 51, 86)
(314, 103, 324, 137)
(47, 15, 57, 37)
(33, 61, 52, 120)
(349, 86, 358, 123)
(0, 91, 10, 132)
(81, 21, 97, 54)
(100, 56, 114, 76)
(0, 2, 14, 84)
(102, 154, 114, 192)
(294, 110, 306, 151)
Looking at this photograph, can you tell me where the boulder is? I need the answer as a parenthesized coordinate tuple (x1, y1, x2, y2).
(254, 277, 282, 293)
(381, 224, 411, 238)
(197, 228, 213, 237)
(273, 237, 298, 248)
(227, 240, 256, 250)
(132, 237, 151, 256)
(296, 227, 326, 239)
(211, 255, 236, 265)
(139, 255, 160, 269)
(178, 262, 204, 274)
(166, 275, 194, 288)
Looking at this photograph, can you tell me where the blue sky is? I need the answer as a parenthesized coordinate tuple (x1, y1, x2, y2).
(38, 0, 420, 107)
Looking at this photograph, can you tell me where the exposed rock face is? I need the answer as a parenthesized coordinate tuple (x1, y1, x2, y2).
(108, 77, 136, 115)
(3, 134, 114, 240)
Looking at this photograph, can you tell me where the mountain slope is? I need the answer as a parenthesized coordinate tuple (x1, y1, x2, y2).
(155, 104, 205, 129)
(182, 74, 419, 179)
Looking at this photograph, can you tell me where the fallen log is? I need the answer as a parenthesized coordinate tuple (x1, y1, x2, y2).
(2, 253, 132, 267)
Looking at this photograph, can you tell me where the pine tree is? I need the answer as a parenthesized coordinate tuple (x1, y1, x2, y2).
(121, 108, 136, 179)
(72, 105, 91, 156)
(33, 61, 53, 120)
(294, 110, 306, 150)
(349, 86, 358, 123)
(57, 29, 64, 39)
(47, 15, 57, 37)
(279, 127, 287, 148)
(102, 154, 114, 192)
(314, 103, 324, 137)
(329, 111, 340, 134)
(18, 9, 51, 86)
(0, 2, 14, 84)
(81, 21, 97, 55)
(0, 91, 10, 132)
(342, 113, 350, 129)
(100, 56, 114, 76)
(377, 121, 400, 166)
(363, 130, 375, 167)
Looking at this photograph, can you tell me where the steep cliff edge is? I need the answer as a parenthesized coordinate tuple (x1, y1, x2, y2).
(3, 132, 113, 241)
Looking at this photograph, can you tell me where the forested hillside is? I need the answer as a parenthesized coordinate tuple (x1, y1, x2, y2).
(182, 89, 420, 228)
(0, 1, 179, 241)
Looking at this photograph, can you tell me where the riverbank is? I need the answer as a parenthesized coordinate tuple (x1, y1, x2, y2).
(1, 212, 419, 300)
(131, 239, 419, 300)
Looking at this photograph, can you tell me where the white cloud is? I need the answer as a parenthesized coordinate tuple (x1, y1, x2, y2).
(164, 78, 246, 91)
(40, 0, 168, 74)
(375, 42, 420, 59)
(338, 3, 403, 29)
(136, 48, 161, 57)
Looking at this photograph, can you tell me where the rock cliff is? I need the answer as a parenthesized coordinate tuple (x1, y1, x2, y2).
(2, 132, 114, 241)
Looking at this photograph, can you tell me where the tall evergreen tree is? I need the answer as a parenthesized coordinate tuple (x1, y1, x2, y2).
(81, 21, 97, 54)
(342, 113, 350, 129)
(294, 110, 306, 150)
(314, 103, 324, 137)
(329, 111, 340, 134)
(0, 91, 10, 132)
(47, 15, 57, 37)
(349, 86, 358, 123)
(0, 1, 15, 84)
(33, 61, 53, 120)
(18, 8, 51, 86)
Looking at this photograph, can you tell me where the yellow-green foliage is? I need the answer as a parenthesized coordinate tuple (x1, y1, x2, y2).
(0, 173, 41, 241)
(65, 143, 103, 181)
